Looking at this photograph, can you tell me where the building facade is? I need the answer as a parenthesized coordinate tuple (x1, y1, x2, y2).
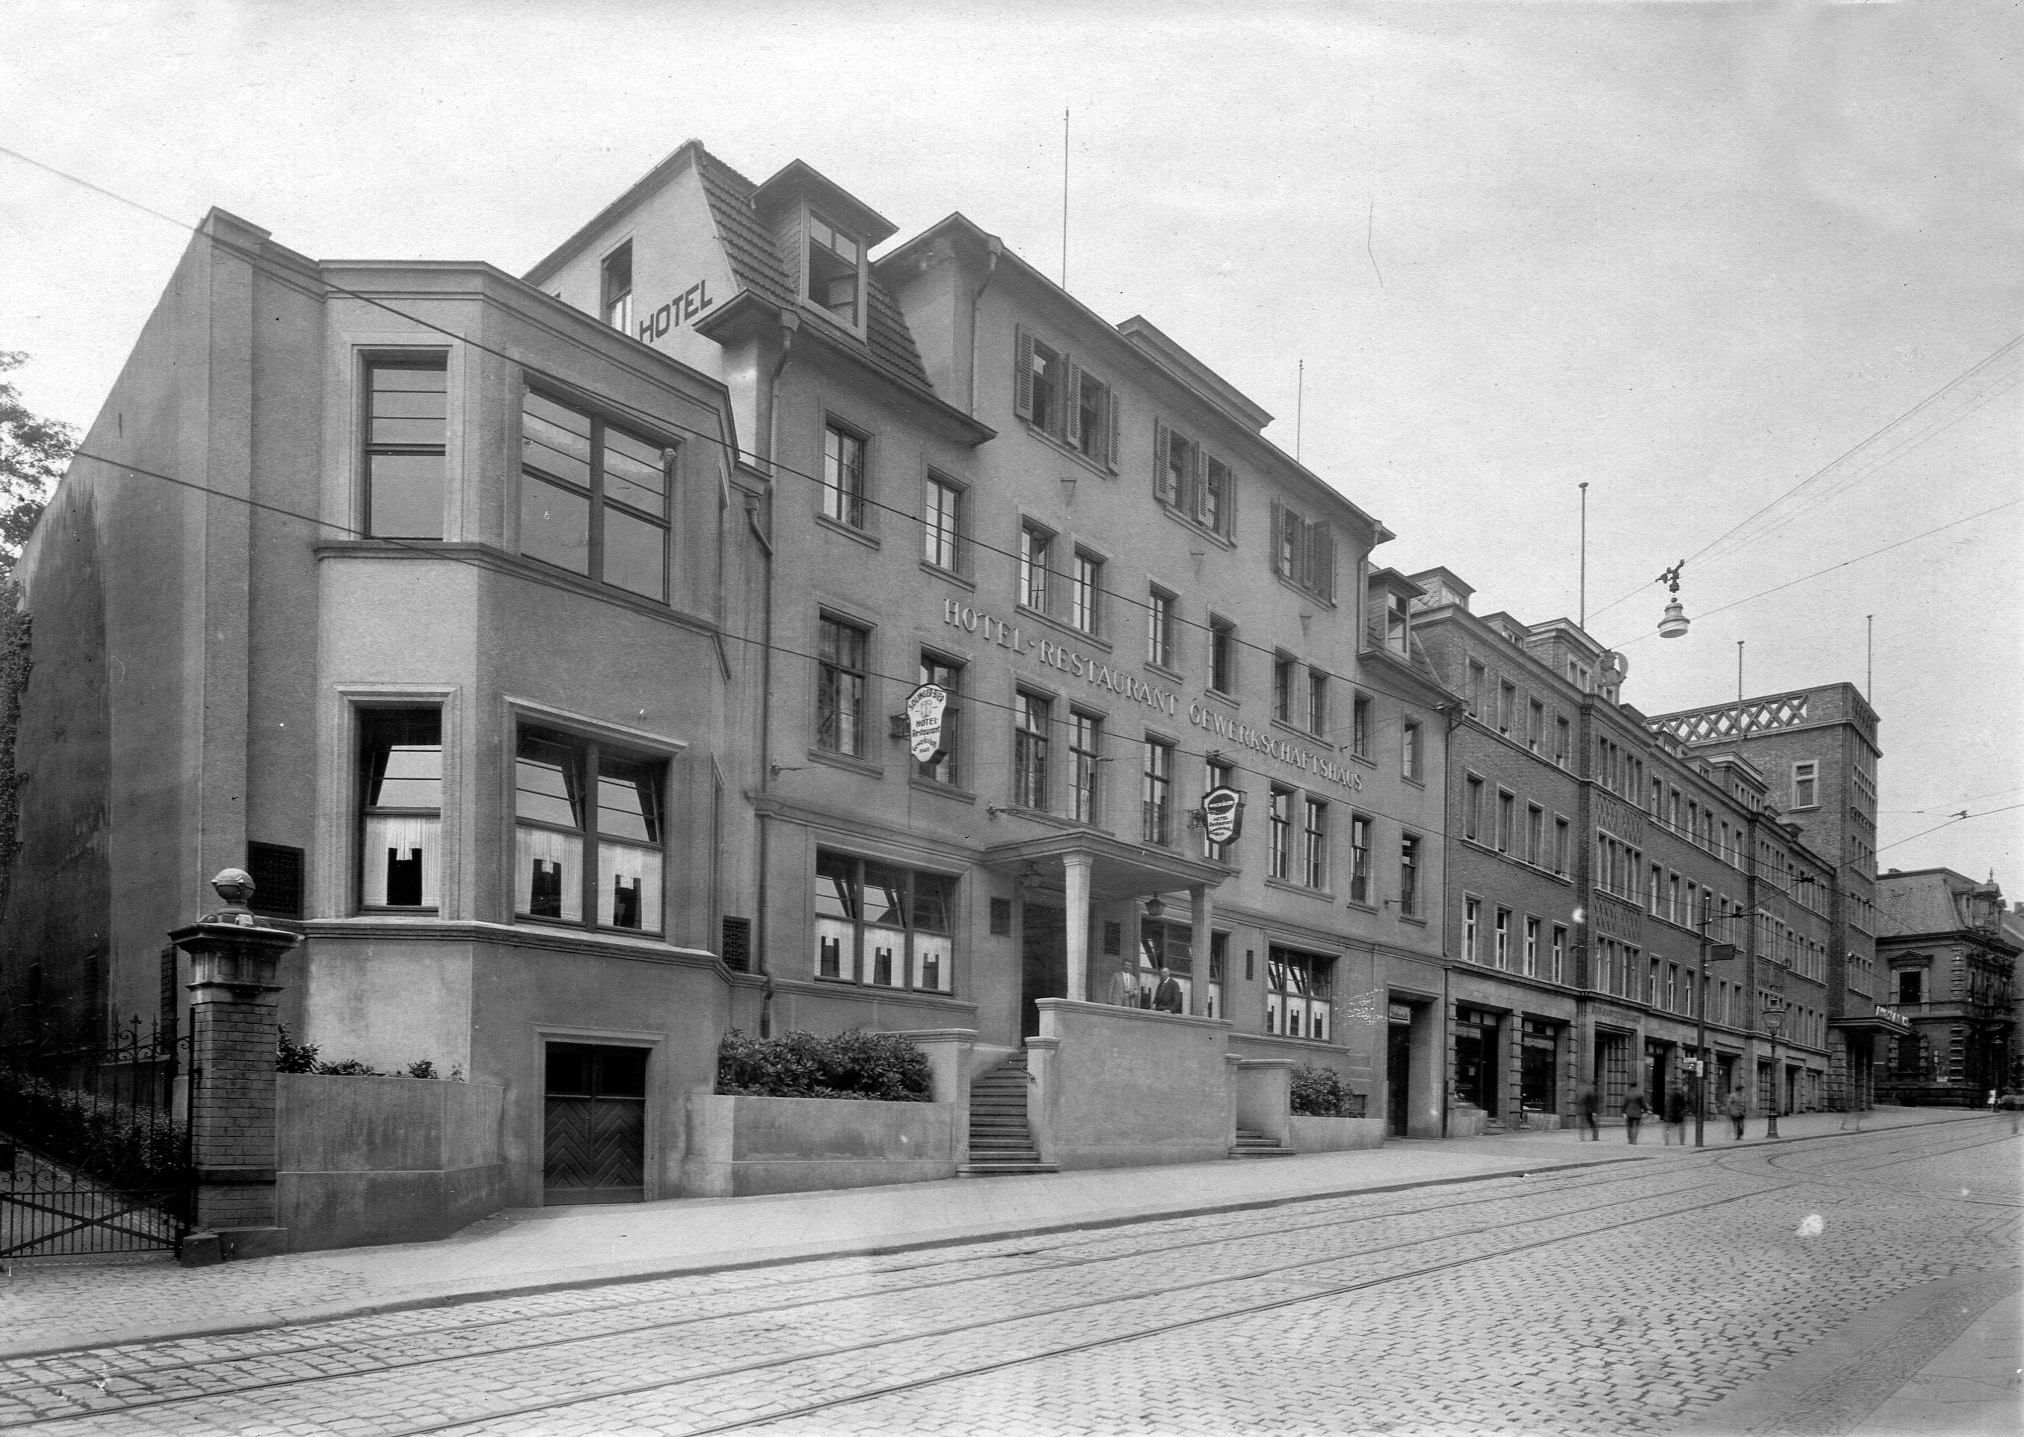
(1651, 684, 1910, 1109)
(1413, 575, 1855, 1126)
(1873, 869, 2017, 1103)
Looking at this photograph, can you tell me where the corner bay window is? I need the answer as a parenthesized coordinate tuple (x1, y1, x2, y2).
(365, 359, 447, 540)
(1266, 947, 1333, 1041)
(359, 708, 442, 909)
(520, 391, 672, 601)
(514, 728, 664, 933)
(815, 852, 954, 992)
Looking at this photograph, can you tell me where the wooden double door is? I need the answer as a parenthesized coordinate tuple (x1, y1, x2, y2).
(543, 1042, 647, 1205)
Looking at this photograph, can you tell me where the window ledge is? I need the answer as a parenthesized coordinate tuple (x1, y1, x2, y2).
(807, 747, 885, 779)
(922, 560, 975, 591)
(1205, 688, 1240, 707)
(910, 776, 977, 804)
(1348, 751, 1375, 768)
(1023, 420, 1118, 480)
(814, 513, 880, 549)
(1344, 898, 1378, 914)
(1263, 876, 1333, 902)
(1016, 603, 1113, 652)
(1401, 776, 1426, 790)
(1156, 500, 1236, 549)
(1396, 913, 1429, 927)
(1146, 661, 1184, 685)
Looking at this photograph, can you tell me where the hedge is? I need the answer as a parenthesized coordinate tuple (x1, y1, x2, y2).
(716, 1029, 932, 1102)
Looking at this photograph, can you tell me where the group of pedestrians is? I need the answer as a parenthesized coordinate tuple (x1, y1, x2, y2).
(1575, 1084, 1752, 1143)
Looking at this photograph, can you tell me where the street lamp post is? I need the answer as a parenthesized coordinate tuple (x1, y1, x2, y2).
(1763, 998, 1787, 1139)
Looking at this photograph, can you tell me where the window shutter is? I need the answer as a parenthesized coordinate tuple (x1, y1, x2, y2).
(1268, 499, 1285, 577)
(1106, 388, 1121, 473)
(1063, 358, 1083, 448)
(1154, 419, 1177, 504)
(1223, 460, 1238, 539)
(1193, 447, 1210, 525)
(1014, 327, 1035, 420)
(1313, 522, 1336, 602)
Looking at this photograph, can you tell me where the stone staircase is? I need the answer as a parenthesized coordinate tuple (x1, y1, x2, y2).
(958, 1052, 1056, 1176)
(1229, 1125, 1294, 1158)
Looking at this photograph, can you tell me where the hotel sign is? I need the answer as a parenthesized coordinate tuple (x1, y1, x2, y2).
(905, 682, 950, 763)
(941, 596, 1360, 792)
(1201, 786, 1245, 844)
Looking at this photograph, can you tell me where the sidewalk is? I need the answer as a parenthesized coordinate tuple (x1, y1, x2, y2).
(0, 1105, 1991, 1364)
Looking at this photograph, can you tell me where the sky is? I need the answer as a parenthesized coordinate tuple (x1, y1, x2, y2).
(2, 0, 2019, 888)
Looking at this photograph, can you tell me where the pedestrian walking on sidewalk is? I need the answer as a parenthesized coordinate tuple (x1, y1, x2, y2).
(1726, 1090, 1747, 1141)
(1662, 1087, 1689, 1144)
(1576, 1084, 1600, 1141)
(1622, 1091, 1648, 1143)
(1999, 1088, 2021, 1136)
(1152, 966, 1183, 1014)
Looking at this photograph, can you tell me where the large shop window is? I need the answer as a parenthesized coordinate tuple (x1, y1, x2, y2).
(359, 708, 443, 910)
(1266, 947, 1334, 1041)
(814, 852, 956, 992)
(365, 359, 447, 540)
(513, 727, 664, 933)
(520, 391, 672, 602)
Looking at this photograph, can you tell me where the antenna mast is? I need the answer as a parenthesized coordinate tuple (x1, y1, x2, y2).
(1578, 482, 1589, 630)
(1060, 110, 1069, 288)
(1296, 359, 1305, 461)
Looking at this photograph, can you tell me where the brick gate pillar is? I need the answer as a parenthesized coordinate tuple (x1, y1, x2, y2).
(170, 867, 299, 1264)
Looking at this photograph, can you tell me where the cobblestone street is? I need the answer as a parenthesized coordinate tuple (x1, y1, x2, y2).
(1, 1120, 2016, 1436)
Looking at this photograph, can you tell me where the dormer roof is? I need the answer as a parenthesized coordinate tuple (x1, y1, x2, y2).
(751, 159, 898, 247)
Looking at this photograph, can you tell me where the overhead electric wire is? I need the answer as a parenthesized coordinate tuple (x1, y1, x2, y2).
(2, 142, 1448, 722)
(1606, 496, 2021, 650)
(1585, 330, 2024, 626)
(1876, 803, 2024, 858)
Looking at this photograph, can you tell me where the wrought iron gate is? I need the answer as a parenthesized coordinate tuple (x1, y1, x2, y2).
(0, 1017, 193, 1258)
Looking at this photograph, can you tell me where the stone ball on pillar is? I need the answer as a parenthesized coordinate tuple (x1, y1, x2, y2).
(212, 868, 257, 908)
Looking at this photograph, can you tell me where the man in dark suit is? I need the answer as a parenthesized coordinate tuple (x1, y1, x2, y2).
(1152, 966, 1184, 1013)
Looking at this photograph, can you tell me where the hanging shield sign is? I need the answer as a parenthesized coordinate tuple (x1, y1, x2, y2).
(1201, 786, 1245, 845)
(906, 683, 950, 763)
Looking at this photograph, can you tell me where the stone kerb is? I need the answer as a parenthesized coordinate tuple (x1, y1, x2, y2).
(1030, 999, 1235, 1170)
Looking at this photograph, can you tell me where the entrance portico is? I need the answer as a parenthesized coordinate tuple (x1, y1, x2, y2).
(985, 831, 1231, 1024)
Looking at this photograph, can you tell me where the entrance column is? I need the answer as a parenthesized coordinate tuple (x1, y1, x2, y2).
(1188, 884, 1211, 1016)
(1063, 852, 1092, 1002)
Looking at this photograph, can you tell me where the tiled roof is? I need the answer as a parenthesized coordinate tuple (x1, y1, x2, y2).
(696, 149, 934, 394)
(1877, 871, 1967, 936)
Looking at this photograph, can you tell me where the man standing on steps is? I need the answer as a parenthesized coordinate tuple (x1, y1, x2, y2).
(1152, 966, 1183, 1014)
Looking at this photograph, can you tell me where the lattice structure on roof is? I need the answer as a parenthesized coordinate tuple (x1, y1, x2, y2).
(1657, 693, 1809, 744)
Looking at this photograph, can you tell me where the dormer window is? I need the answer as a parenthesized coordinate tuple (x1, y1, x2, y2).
(1385, 593, 1409, 656)
(805, 213, 863, 328)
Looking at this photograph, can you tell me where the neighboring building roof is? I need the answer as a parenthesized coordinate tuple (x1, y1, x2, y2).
(1877, 867, 2006, 939)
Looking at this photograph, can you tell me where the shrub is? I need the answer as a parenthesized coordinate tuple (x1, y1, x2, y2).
(276, 1026, 320, 1073)
(276, 1027, 449, 1079)
(0, 1064, 186, 1187)
(716, 1028, 932, 1102)
(1290, 1064, 1354, 1117)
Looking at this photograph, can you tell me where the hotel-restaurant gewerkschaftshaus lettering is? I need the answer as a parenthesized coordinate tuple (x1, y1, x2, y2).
(1, 141, 1894, 1229)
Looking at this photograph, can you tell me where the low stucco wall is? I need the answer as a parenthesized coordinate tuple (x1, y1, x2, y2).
(276, 1073, 505, 1252)
(1288, 1115, 1388, 1153)
(1029, 1000, 1234, 1170)
(680, 1093, 957, 1197)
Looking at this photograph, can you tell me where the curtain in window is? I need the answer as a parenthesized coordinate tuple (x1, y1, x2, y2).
(516, 826, 583, 921)
(598, 840, 662, 932)
(362, 814, 439, 908)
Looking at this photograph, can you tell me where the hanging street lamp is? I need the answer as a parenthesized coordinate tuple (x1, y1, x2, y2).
(1658, 561, 1690, 639)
